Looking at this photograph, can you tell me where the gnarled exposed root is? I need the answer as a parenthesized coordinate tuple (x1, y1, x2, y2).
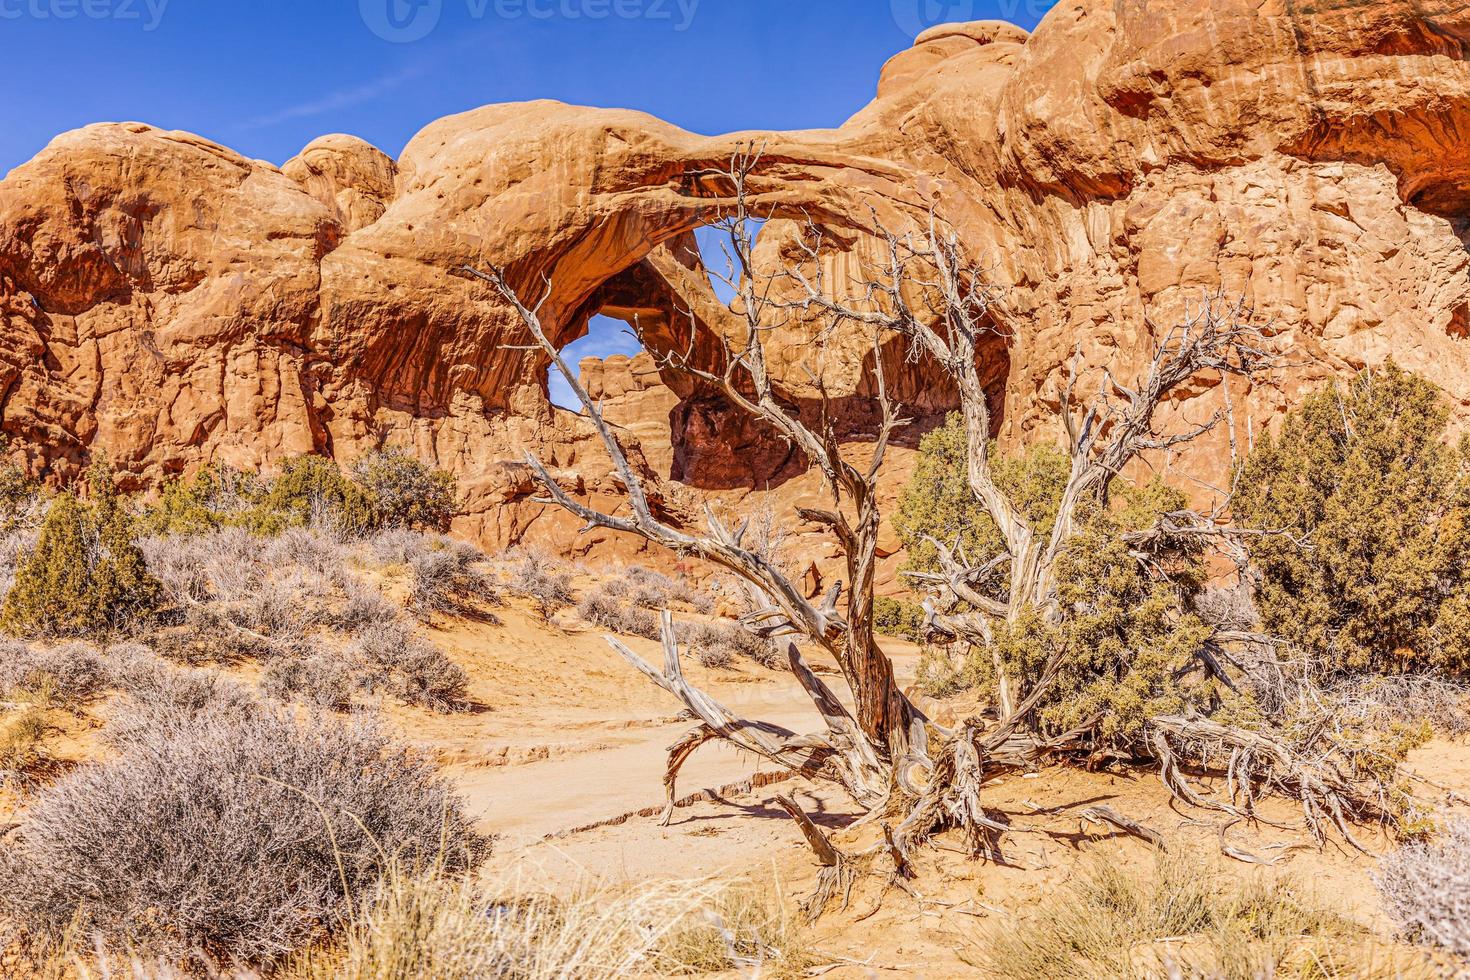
(608, 616, 1411, 884)
(775, 794, 856, 921)
(892, 720, 1016, 858)
(1150, 714, 1389, 849)
(1078, 805, 1167, 849)
(605, 616, 891, 812)
(660, 725, 721, 826)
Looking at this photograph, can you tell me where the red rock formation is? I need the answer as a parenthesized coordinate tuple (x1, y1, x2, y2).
(3, 1, 1470, 574)
(282, 134, 398, 234)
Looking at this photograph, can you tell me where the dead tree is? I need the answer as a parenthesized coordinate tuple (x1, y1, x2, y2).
(455, 149, 1396, 863)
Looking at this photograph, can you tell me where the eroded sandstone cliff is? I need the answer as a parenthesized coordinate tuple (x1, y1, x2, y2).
(4, 1, 1470, 579)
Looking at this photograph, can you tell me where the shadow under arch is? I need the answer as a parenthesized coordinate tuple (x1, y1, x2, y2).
(554, 219, 1015, 493)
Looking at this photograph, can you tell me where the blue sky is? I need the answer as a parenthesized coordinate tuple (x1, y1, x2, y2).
(2, 0, 1058, 407)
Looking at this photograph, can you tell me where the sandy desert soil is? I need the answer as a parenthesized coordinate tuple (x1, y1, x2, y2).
(378, 597, 1470, 978)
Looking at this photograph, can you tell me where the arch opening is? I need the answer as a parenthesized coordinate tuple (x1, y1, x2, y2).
(548, 314, 644, 411)
(542, 209, 1014, 494)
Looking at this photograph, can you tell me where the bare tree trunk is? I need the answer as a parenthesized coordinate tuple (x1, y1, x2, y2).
(453, 146, 1282, 862)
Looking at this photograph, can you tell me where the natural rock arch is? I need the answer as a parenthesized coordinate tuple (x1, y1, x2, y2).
(6, 1, 1470, 568)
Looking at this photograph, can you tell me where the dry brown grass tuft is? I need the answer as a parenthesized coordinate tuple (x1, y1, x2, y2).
(973, 849, 1435, 980)
(0, 696, 49, 778)
(0, 640, 109, 709)
(280, 869, 811, 980)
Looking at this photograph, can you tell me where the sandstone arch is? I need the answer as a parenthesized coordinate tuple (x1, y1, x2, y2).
(5, 0, 1470, 572)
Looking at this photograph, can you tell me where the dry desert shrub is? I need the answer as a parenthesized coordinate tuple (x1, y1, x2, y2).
(137, 533, 212, 605)
(501, 549, 574, 619)
(361, 528, 479, 569)
(194, 527, 265, 603)
(678, 620, 783, 671)
(973, 849, 1409, 980)
(332, 579, 400, 633)
(1319, 674, 1470, 739)
(574, 585, 780, 670)
(145, 526, 416, 665)
(0, 529, 39, 600)
(261, 643, 366, 712)
(573, 589, 782, 670)
(100, 641, 176, 692)
(282, 871, 809, 980)
(0, 639, 109, 708)
(682, 623, 737, 670)
(0, 699, 48, 777)
(138, 528, 261, 606)
(575, 585, 660, 639)
(103, 659, 263, 751)
(261, 526, 349, 586)
(231, 570, 326, 647)
(351, 619, 469, 712)
(407, 545, 499, 622)
(360, 527, 428, 566)
(1374, 820, 1470, 960)
(143, 526, 347, 612)
(0, 698, 485, 965)
(145, 524, 499, 648)
(609, 565, 714, 614)
(145, 535, 472, 715)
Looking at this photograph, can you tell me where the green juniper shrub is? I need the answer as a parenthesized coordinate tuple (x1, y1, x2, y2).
(0, 440, 42, 533)
(87, 462, 163, 632)
(258, 455, 379, 536)
(895, 417, 1220, 745)
(351, 448, 457, 532)
(1, 492, 96, 636)
(1, 463, 161, 637)
(989, 484, 1215, 746)
(147, 457, 376, 538)
(1235, 362, 1470, 675)
(915, 642, 972, 699)
(145, 453, 457, 540)
(141, 463, 268, 536)
(894, 415, 1069, 584)
(873, 595, 926, 642)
